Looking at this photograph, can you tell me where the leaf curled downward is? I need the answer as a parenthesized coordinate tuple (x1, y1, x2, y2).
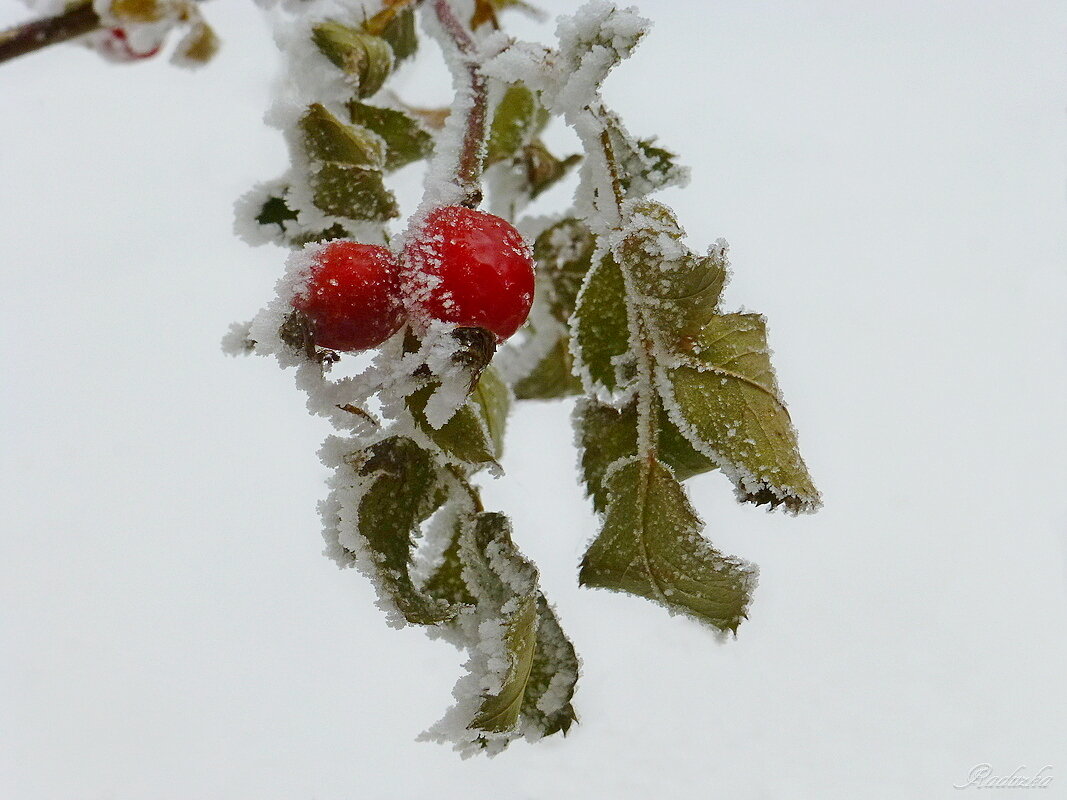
(461, 513, 539, 733)
(663, 313, 820, 513)
(459, 514, 578, 738)
(347, 437, 455, 625)
(571, 253, 632, 394)
(522, 595, 579, 737)
(580, 458, 757, 633)
(407, 368, 509, 467)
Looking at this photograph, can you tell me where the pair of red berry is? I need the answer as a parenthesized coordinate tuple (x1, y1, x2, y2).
(292, 206, 535, 351)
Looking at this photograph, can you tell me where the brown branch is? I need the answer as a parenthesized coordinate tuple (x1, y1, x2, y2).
(432, 0, 488, 208)
(0, 1, 101, 65)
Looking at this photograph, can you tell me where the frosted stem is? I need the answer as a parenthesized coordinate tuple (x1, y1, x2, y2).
(432, 0, 488, 208)
(0, 1, 99, 64)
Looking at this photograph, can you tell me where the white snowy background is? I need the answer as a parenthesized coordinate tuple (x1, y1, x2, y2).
(2, 1, 1066, 798)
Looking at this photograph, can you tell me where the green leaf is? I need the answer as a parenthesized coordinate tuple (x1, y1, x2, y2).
(521, 595, 579, 737)
(533, 218, 596, 323)
(471, 366, 510, 459)
(486, 85, 538, 165)
(575, 399, 637, 513)
(658, 408, 717, 481)
(312, 21, 393, 97)
(346, 101, 433, 171)
(615, 135, 688, 197)
(460, 513, 540, 734)
(513, 337, 582, 400)
(300, 103, 385, 167)
(521, 141, 582, 199)
(663, 313, 820, 513)
(617, 200, 726, 341)
(348, 437, 456, 625)
(254, 193, 298, 233)
(407, 381, 499, 468)
(422, 506, 477, 608)
(571, 253, 632, 394)
(289, 223, 353, 247)
(376, 6, 417, 61)
(309, 162, 399, 221)
(299, 104, 399, 221)
(579, 457, 757, 633)
(576, 398, 715, 512)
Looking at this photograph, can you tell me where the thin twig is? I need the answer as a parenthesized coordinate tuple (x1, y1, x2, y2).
(0, 1, 100, 65)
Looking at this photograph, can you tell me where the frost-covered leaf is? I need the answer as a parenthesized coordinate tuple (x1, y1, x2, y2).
(312, 21, 393, 97)
(254, 192, 299, 233)
(533, 218, 596, 322)
(580, 457, 756, 633)
(576, 399, 714, 512)
(347, 101, 433, 171)
(486, 85, 539, 165)
(571, 253, 631, 394)
(471, 366, 510, 458)
(657, 408, 717, 481)
(301, 103, 385, 166)
(521, 595, 579, 737)
(521, 142, 582, 199)
(617, 200, 726, 341)
(555, 5, 649, 105)
(407, 369, 508, 467)
(370, 6, 417, 62)
(300, 104, 398, 221)
(576, 399, 637, 513)
(310, 163, 399, 220)
(460, 513, 539, 733)
(424, 510, 578, 739)
(513, 337, 582, 400)
(422, 509, 477, 609)
(663, 313, 820, 513)
(290, 223, 352, 247)
(612, 131, 689, 198)
(348, 437, 455, 625)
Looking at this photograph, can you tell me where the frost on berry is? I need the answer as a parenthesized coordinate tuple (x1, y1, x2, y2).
(291, 240, 404, 353)
(401, 205, 535, 343)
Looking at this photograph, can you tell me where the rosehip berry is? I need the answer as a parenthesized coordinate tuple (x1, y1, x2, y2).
(101, 28, 162, 61)
(402, 205, 535, 342)
(292, 241, 405, 351)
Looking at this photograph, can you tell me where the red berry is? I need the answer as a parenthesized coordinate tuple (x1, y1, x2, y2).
(401, 206, 535, 342)
(102, 28, 162, 61)
(292, 241, 405, 351)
